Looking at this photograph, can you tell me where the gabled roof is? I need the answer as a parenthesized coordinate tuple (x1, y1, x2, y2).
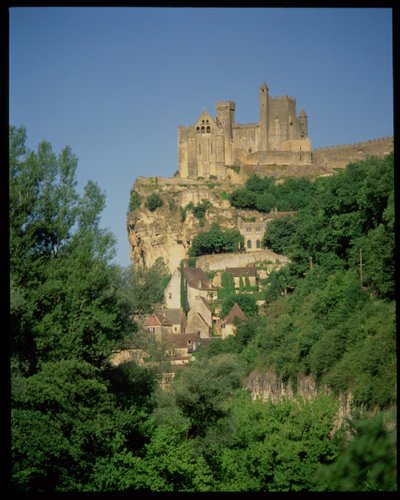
(184, 267, 215, 290)
(144, 314, 162, 327)
(194, 110, 218, 130)
(154, 308, 185, 326)
(224, 303, 246, 324)
(225, 266, 257, 278)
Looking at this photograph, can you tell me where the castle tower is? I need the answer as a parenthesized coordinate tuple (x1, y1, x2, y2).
(259, 81, 269, 151)
(216, 101, 235, 141)
(216, 100, 235, 165)
(298, 108, 308, 138)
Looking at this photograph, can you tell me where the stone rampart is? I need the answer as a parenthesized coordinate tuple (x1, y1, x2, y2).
(312, 136, 393, 169)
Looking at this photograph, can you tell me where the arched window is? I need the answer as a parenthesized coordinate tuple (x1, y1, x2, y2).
(201, 126, 205, 133)
(196, 126, 200, 133)
(256, 240, 261, 248)
(206, 126, 210, 133)
(247, 240, 252, 249)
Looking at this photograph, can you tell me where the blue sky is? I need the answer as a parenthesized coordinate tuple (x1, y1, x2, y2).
(9, 7, 393, 267)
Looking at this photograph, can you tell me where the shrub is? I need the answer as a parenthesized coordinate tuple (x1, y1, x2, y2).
(145, 193, 163, 212)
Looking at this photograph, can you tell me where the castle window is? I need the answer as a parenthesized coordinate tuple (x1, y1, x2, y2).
(201, 126, 205, 133)
(256, 240, 261, 248)
(247, 240, 252, 249)
(206, 126, 210, 133)
(202, 120, 205, 124)
(196, 126, 200, 133)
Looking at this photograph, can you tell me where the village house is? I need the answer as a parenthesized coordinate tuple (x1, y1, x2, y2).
(225, 266, 258, 290)
(221, 303, 247, 339)
(183, 267, 218, 309)
(144, 308, 186, 339)
(186, 296, 213, 338)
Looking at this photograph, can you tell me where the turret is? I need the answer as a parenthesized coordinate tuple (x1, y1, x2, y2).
(259, 82, 269, 151)
(298, 108, 308, 138)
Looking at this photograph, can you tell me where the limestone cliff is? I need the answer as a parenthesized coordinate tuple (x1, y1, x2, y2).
(127, 177, 243, 273)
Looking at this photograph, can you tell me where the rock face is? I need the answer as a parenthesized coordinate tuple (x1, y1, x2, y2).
(127, 177, 254, 273)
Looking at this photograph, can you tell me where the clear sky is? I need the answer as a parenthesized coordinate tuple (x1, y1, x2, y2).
(9, 7, 393, 268)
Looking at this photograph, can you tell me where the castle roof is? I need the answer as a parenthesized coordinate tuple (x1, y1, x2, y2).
(224, 303, 246, 325)
(260, 81, 269, 91)
(299, 108, 307, 117)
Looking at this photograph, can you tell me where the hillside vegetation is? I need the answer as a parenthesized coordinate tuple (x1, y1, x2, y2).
(10, 126, 396, 492)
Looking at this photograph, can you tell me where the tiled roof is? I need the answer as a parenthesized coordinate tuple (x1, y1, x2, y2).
(225, 266, 257, 278)
(162, 332, 201, 348)
(144, 314, 162, 327)
(154, 308, 185, 326)
(184, 267, 215, 289)
(224, 303, 246, 324)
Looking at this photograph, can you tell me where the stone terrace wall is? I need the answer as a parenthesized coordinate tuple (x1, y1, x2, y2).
(312, 136, 393, 169)
(196, 249, 288, 272)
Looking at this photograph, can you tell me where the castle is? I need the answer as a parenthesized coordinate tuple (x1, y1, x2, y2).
(177, 82, 312, 179)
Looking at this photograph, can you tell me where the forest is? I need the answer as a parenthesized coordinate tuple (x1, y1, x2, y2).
(10, 126, 396, 492)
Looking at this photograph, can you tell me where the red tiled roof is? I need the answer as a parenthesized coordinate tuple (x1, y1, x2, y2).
(144, 314, 162, 327)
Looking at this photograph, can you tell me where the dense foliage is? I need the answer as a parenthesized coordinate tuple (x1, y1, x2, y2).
(230, 174, 316, 212)
(10, 128, 396, 492)
(189, 223, 244, 257)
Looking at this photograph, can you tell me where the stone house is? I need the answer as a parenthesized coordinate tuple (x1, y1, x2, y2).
(183, 267, 218, 309)
(225, 266, 258, 289)
(162, 332, 202, 365)
(221, 303, 246, 339)
(238, 219, 266, 251)
(144, 308, 186, 338)
(186, 295, 213, 337)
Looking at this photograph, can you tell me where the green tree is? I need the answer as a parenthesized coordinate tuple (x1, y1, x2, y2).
(189, 224, 243, 257)
(9, 126, 134, 371)
(221, 293, 258, 318)
(313, 409, 397, 491)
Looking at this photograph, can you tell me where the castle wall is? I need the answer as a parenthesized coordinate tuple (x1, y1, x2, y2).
(232, 124, 260, 157)
(312, 136, 393, 169)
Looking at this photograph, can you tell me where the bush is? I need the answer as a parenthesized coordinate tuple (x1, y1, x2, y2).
(145, 193, 163, 212)
(128, 190, 141, 212)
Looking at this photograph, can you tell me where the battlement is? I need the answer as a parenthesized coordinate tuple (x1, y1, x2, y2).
(270, 95, 296, 102)
(313, 136, 393, 152)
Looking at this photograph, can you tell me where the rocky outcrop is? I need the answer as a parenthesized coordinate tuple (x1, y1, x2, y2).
(128, 177, 257, 273)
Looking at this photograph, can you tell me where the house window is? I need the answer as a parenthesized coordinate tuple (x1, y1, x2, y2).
(255, 227, 260, 233)
(247, 240, 252, 249)
(256, 239, 261, 248)
(247, 227, 251, 233)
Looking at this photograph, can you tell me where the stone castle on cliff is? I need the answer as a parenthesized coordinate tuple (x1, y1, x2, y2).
(177, 82, 312, 179)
